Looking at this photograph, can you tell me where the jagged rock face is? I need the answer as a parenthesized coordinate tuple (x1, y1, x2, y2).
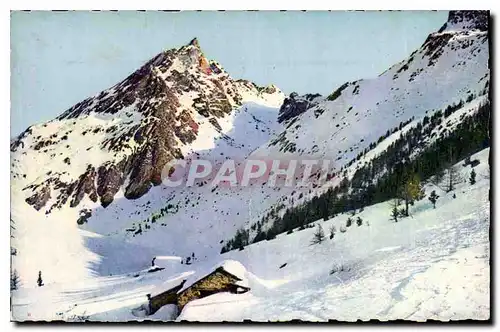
(438, 10, 489, 32)
(419, 11, 489, 69)
(97, 163, 124, 208)
(277, 93, 322, 124)
(12, 38, 283, 212)
(70, 166, 98, 207)
(25, 184, 51, 211)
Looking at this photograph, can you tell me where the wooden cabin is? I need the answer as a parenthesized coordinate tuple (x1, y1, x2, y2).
(148, 266, 250, 315)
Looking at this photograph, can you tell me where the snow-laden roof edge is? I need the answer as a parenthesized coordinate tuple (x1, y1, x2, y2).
(150, 260, 248, 298)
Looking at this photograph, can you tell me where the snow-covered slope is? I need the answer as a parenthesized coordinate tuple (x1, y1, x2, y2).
(10, 11, 490, 322)
(10, 37, 286, 280)
(243, 9, 489, 233)
(182, 149, 491, 321)
(258, 12, 488, 161)
(11, 148, 490, 321)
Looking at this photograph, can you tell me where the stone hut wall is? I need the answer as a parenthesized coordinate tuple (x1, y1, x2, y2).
(177, 271, 238, 309)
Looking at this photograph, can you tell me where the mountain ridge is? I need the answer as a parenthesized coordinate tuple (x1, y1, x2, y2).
(11, 38, 284, 212)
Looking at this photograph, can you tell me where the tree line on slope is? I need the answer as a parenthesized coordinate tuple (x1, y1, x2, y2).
(221, 97, 490, 254)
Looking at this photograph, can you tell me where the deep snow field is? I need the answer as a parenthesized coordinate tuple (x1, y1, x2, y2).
(10, 148, 490, 322)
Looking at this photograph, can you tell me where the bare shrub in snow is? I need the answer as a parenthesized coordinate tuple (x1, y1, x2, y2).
(67, 312, 90, 322)
(330, 262, 351, 275)
(436, 165, 463, 193)
(329, 225, 336, 239)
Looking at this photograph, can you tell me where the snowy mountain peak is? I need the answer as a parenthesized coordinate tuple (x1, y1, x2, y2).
(188, 37, 200, 48)
(439, 10, 489, 33)
(11, 38, 284, 212)
(261, 10, 488, 168)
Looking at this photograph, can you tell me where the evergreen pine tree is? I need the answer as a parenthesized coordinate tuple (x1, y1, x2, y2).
(390, 199, 399, 223)
(428, 190, 439, 209)
(37, 271, 43, 287)
(329, 225, 336, 239)
(470, 168, 476, 185)
(311, 225, 325, 245)
(356, 217, 363, 226)
(346, 217, 353, 227)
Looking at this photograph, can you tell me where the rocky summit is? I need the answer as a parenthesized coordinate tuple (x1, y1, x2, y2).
(11, 38, 283, 212)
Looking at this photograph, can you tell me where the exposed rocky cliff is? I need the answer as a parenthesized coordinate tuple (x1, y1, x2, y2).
(11, 38, 283, 212)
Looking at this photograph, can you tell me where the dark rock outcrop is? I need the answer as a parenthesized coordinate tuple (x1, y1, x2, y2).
(70, 166, 98, 207)
(438, 10, 489, 33)
(423, 11, 488, 68)
(278, 93, 321, 123)
(77, 209, 92, 225)
(97, 163, 125, 208)
(25, 185, 51, 211)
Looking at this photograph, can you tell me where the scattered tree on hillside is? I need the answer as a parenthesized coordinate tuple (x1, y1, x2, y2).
(390, 199, 399, 223)
(329, 225, 336, 239)
(400, 173, 424, 216)
(37, 271, 44, 287)
(444, 165, 462, 193)
(356, 217, 363, 226)
(221, 100, 491, 253)
(428, 190, 439, 209)
(470, 169, 477, 185)
(220, 228, 250, 253)
(346, 217, 353, 227)
(11, 270, 19, 291)
(311, 225, 326, 245)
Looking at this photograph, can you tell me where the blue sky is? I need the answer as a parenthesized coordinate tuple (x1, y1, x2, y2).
(11, 11, 447, 135)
